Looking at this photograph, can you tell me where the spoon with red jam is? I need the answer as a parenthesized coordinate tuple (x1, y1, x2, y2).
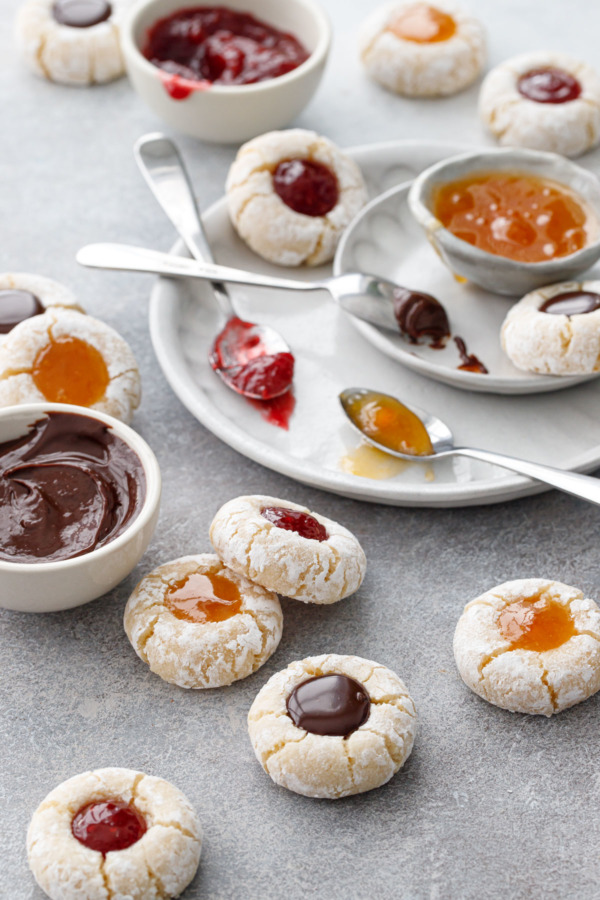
(339, 387, 600, 506)
(134, 133, 294, 401)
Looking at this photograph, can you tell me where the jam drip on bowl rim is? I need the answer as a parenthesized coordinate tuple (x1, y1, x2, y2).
(0, 289, 44, 334)
(273, 160, 339, 217)
(287, 674, 370, 737)
(393, 287, 450, 347)
(261, 506, 329, 541)
(52, 0, 112, 28)
(143, 6, 309, 87)
(0, 412, 145, 564)
(165, 570, 242, 623)
(517, 68, 582, 104)
(539, 290, 600, 316)
(71, 800, 147, 854)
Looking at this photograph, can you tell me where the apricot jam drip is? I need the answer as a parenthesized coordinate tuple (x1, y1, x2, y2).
(71, 800, 146, 854)
(518, 68, 581, 104)
(433, 171, 592, 263)
(344, 390, 433, 457)
(389, 4, 456, 43)
(498, 594, 576, 652)
(165, 571, 242, 624)
(273, 160, 339, 217)
(261, 506, 328, 541)
(32, 336, 109, 406)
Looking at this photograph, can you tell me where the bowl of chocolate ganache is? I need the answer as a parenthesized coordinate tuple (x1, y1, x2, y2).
(0, 404, 161, 613)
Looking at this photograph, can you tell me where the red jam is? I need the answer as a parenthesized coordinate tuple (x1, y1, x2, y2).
(261, 506, 328, 541)
(273, 160, 339, 217)
(209, 317, 295, 400)
(143, 6, 309, 89)
(518, 68, 582, 104)
(250, 390, 296, 430)
(72, 801, 147, 854)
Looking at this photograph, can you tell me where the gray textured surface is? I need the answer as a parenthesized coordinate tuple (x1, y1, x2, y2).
(3, 0, 600, 897)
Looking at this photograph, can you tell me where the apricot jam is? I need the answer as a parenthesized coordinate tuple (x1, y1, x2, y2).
(498, 593, 576, 652)
(32, 336, 109, 406)
(388, 4, 456, 43)
(261, 506, 328, 541)
(433, 171, 593, 263)
(72, 800, 146, 854)
(165, 571, 242, 624)
(344, 390, 433, 457)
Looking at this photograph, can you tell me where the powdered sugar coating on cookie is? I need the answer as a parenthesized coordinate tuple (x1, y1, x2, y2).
(209, 495, 367, 605)
(453, 578, 600, 716)
(501, 280, 600, 375)
(27, 767, 202, 900)
(226, 129, 368, 267)
(16, 0, 126, 85)
(479, 52, 600, 157)
(0, 272, 82, 346)
(359, 0, 486, 97)
(248, 654, 416, 799)
(124, 553, 283, 688)
(0, 307, 141, 423)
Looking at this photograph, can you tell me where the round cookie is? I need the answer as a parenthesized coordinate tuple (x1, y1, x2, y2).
(359, 0, 486, 97)
(0, 306, 141, 423)
(453, 578, 600, 716)
(479, 52, 600, 157)
(16, 0, 126, 85)
(209, 495, 367, 605)
(501, 280, 600, 375)
(226, 129, 368, 267)
(124, 553, 283, 688)
(248, 654, 417, 799)
(27, 767, 202, 900)
(0, 273, 81, 343)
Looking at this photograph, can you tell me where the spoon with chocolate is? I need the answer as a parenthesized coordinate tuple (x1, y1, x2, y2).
(134, 133, 294, 401)
(339, 387, 600, 506)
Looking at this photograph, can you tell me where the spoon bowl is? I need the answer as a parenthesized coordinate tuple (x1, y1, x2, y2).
(339, 386, 600, 506)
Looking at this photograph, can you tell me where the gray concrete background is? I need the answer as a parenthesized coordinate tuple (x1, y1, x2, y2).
(2, 1, 600, 897)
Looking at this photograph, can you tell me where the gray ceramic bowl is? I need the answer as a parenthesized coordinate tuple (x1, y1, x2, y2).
(408, 148, 600, 296)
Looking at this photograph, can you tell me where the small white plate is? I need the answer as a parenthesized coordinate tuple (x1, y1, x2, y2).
(149, 140, 600, 507)
(335, 181, 598, 394)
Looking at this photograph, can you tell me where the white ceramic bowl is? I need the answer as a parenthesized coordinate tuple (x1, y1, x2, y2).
(408, 148, 600, 296)
(121, 0, 331, 143)
(0, 404, 161, 613)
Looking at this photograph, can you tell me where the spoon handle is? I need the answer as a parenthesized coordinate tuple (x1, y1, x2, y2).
(134, 133, 234, 318)
(456, 447, 600, 506)
(76, 243, 326, 293)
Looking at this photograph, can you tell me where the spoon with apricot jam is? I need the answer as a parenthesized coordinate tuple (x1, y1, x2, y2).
(339, 388, 600, 506)
(134, 133, 294, 401)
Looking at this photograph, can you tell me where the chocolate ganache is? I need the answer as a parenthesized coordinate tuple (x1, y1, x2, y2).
(287, 674, 370, 737)
(539, 290, 600, 316)
(393, 287, 450, 347)
(0, 412, 145, 563)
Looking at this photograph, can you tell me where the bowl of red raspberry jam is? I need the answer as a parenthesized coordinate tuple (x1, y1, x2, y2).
(121, 0, 331, 142)
(0, 403, 161, 613)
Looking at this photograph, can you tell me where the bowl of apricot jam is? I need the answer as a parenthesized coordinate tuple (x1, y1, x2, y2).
(408, 148, 600, 296)
(0, 403, 161, 613)
(121, 0, 331, 143)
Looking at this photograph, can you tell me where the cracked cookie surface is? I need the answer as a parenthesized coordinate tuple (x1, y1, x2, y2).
(226, 129, 368, 267)
(359, 0, 486, 97)
(209, 495, 367, 605)
(453, 578, 600, 716)
(27, 767, 202, 900)
(0, 307, 141, 422)
(124, 553, 283, 688)
(501, 281, 600, 375)
(248, 654, 417, 798)
(479, 52, 600, 157)
(16, 0, 126, 85)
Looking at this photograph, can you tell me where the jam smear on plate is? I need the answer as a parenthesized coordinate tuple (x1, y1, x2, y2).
(273, 160, 339, 217)
(454, 336, 488, 374)
(261, 506, 329, 541)
(72, 800, 147, 854)
(518, 67, 581, 104)
(144, 6, 309, 88)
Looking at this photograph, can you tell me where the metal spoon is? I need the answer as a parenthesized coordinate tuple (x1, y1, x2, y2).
(133, 132, 293, 401)
(339, 387, 600, 506)
(76, 244, 400, 333)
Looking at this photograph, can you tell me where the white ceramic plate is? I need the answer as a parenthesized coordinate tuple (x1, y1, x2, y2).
(335, 181, 598, 394)
(149, 140, 600, 507)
